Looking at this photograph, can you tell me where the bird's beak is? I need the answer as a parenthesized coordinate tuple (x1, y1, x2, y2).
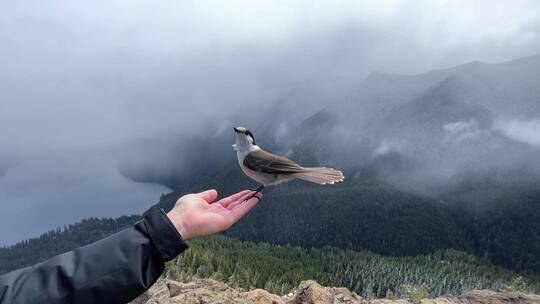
(233, 127, 239, 133)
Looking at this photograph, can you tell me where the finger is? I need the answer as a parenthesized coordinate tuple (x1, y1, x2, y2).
(215, 190, 251, 207)
(229, 189, 253, 202)
(228, 193, 261, 222)
(226, 191, 261, 210)
(226, 191, 256, 210)
(215, 190, 250, 208)
(195, 189, 218, 203)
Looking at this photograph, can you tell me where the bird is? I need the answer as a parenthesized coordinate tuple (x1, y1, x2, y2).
(232, 127, 344, 199)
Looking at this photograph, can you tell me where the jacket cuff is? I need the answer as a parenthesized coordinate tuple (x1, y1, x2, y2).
(139, 206, 189, 261)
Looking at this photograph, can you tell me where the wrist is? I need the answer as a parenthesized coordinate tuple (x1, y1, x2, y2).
(140, 206, 189, 261)
(167, 210, 191, 240)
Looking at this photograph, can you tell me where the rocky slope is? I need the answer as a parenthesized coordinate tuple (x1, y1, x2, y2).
(130, 279, 540, 304)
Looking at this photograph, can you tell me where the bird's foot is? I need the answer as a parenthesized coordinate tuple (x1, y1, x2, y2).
(243, 185, 265, 202)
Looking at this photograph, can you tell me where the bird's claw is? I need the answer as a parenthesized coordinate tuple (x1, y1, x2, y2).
(242, 192, 260, 202)
(242, 186, 265, 202)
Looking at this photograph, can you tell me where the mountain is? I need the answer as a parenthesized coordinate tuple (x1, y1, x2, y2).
(361, 54, 540, 118)
(141, 54, 540, 276)
(150, 181, 540, 276)
(118, 54, 540, 200)
(3, 226, 540, 300)
(113, 54, 540, 276)
(115, 54, 540, 191)
(2, 54, 540, 284)
(166, 235, 540, 298)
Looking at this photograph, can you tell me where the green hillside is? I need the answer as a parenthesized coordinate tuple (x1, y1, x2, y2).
(1, 188, 539, 300)
(3, 179, 537, 281)
(168, 235, 540, 298)
(157, 179, 540, 276)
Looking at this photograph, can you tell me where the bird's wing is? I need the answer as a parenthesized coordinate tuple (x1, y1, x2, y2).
(243, 149, 305, 174)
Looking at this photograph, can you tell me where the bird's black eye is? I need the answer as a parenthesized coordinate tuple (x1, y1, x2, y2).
(245, 130, 255, 144)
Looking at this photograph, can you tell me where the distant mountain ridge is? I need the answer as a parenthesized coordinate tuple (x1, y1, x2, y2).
(145, 54, 540, 275)
(115, 53, 540, 276)
(117, 53, 540, 195)
(2, 54, 539, 279)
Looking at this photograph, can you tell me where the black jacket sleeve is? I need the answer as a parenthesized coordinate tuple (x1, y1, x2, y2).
(0, 206, 188, 304)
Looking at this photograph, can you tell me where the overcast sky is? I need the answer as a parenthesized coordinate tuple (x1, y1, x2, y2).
(1, 0, 540, 244)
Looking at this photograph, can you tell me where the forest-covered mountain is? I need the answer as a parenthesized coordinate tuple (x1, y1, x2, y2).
(2, 183, 539, 278)
(2, 222, 539, 299)
(2, 55, 540, 285)
(119, 54, 540, 196)
(128, 55, 540, 276)
(167, 235, 540, 298)
(152, 180, 540, 276)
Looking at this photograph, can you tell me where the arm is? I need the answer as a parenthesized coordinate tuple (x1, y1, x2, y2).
(0, 189, 260, 304)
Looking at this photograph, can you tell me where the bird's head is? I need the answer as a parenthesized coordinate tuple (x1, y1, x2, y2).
(233, 127, 256, 151)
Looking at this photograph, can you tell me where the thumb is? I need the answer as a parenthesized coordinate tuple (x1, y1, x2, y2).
(195, 189, 218, 203)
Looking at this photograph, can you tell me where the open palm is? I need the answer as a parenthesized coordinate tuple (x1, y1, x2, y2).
(167, 189, 261, 240)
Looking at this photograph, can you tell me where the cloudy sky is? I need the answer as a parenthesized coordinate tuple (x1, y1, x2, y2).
(1, 0, 539, 244)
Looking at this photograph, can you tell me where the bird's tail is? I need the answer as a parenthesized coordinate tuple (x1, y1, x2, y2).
(292, 167, 345, 185)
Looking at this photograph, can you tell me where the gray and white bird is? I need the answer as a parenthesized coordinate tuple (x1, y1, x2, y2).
(233, 127, 344, 197)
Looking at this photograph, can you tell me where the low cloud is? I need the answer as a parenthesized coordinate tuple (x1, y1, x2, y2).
(494, 119, 540, 148)
(443, 119, 484, 144)
(374, 139, 401, 156)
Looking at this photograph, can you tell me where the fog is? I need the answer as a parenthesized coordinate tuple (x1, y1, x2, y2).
(1, 0, 540, 244)
(495, 119, 540, 148)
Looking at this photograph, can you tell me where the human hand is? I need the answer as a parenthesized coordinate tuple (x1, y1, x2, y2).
(166, 189, 261, 240)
